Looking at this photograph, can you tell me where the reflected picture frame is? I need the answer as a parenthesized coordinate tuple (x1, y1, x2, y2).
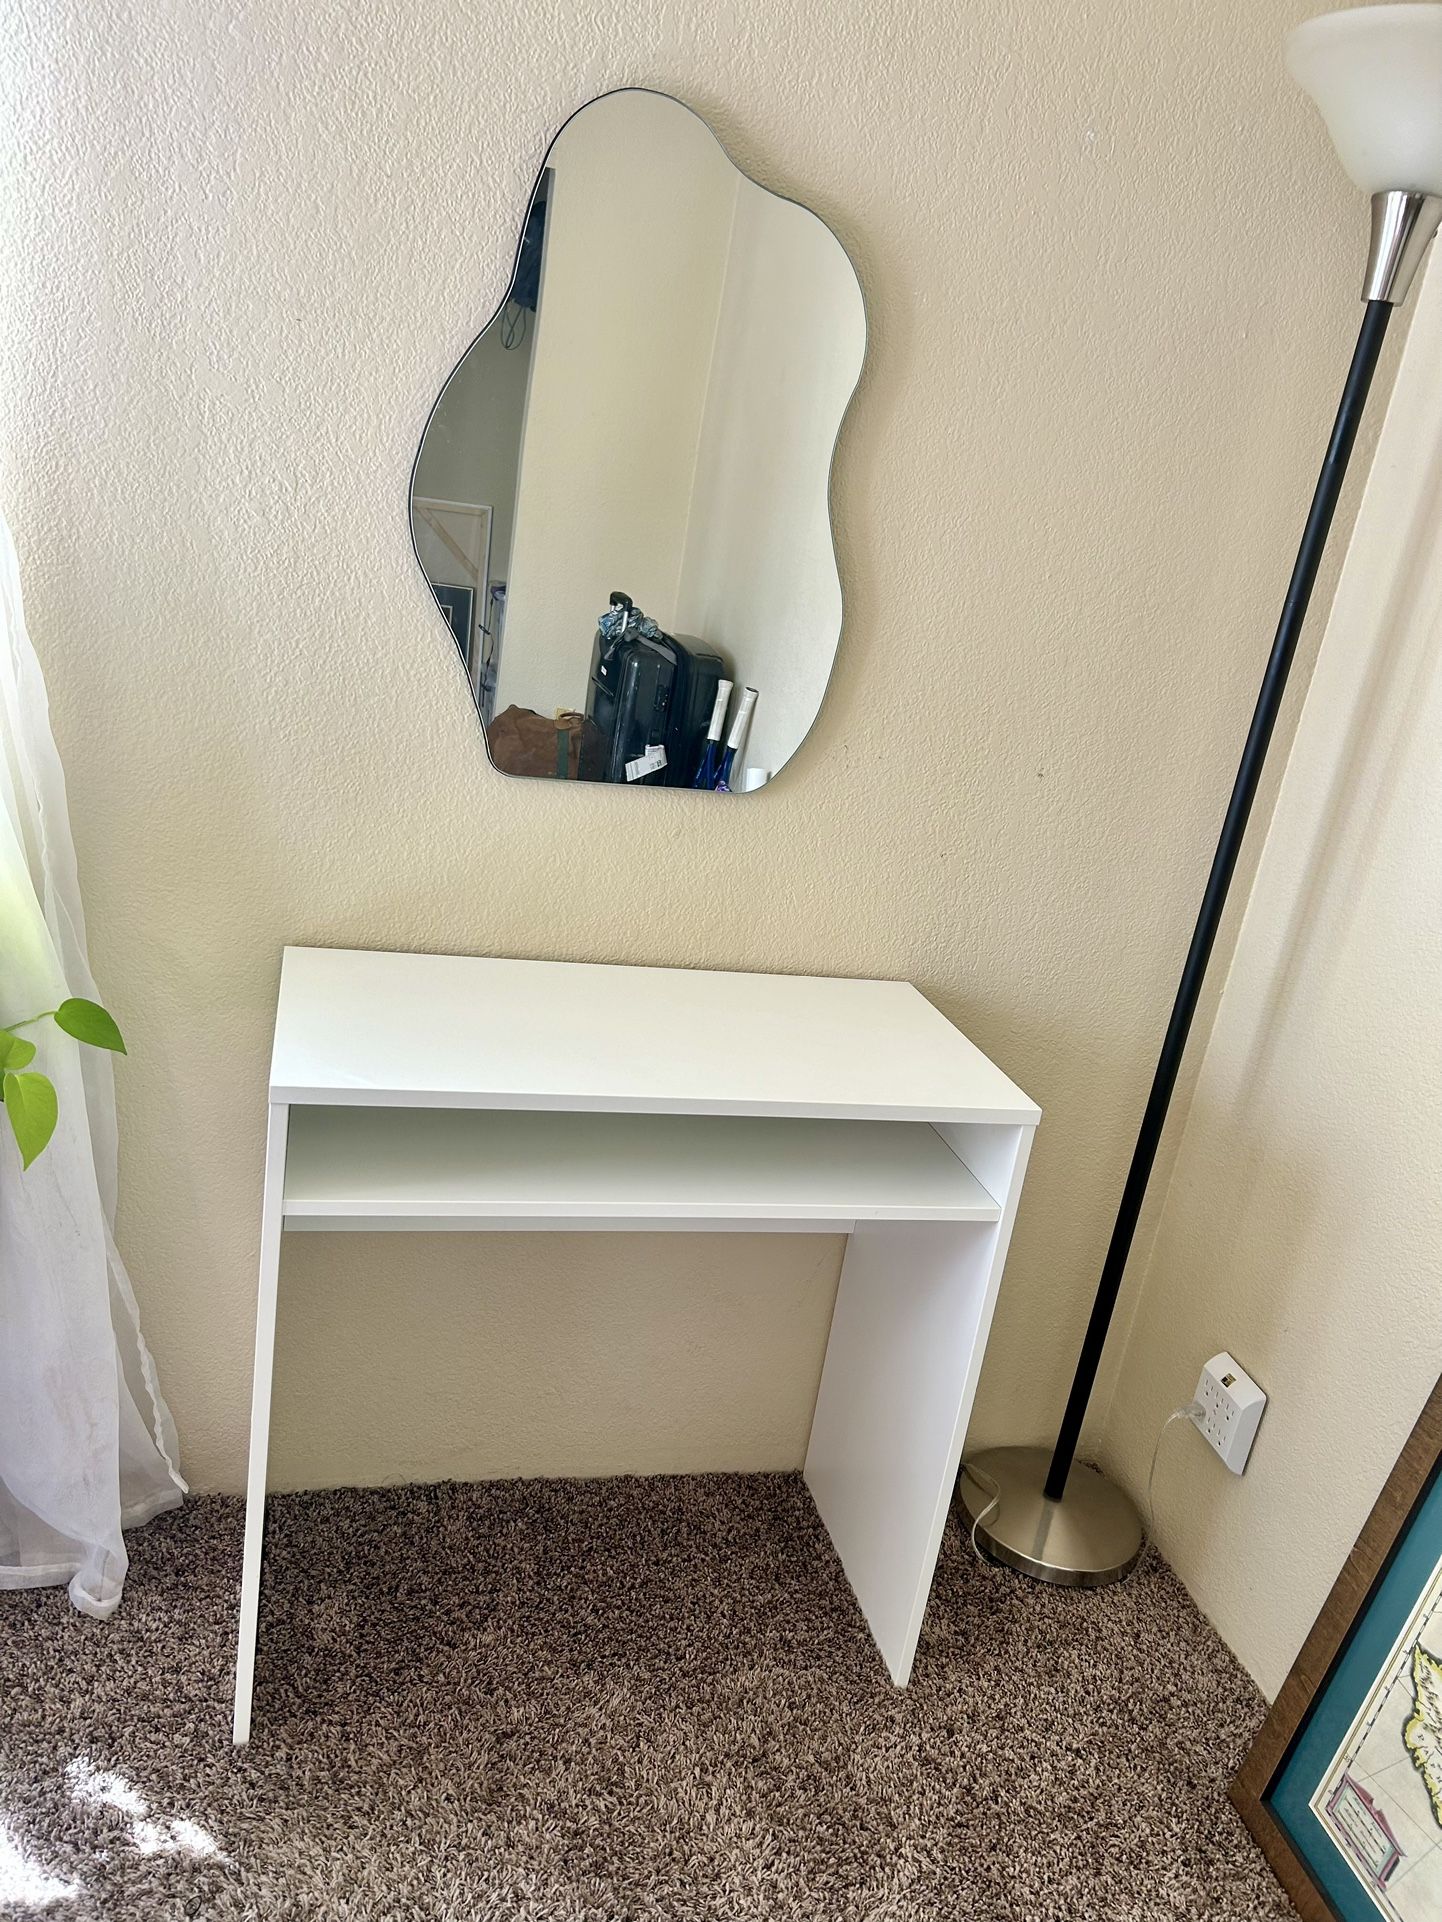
(1233, 1374, 1442, 1921)
(430, 582, 474, 661)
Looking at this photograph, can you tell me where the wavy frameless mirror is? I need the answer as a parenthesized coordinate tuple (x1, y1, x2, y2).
(410, 89, 865, 792)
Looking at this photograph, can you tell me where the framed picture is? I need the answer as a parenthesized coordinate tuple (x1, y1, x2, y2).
(1233, 1375, 1442, 1920)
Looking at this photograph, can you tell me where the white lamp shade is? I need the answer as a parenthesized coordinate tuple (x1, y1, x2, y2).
(1287, 5, 1442, 196)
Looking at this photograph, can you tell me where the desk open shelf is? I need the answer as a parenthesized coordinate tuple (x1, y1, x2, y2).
(282, 1108, 1004, 1232)
(233, 948, 1039, 1743)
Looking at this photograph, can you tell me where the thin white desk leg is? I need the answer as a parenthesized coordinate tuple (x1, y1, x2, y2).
(804, 1124, 1032, 1685)
(233, 1099, 289, 1745)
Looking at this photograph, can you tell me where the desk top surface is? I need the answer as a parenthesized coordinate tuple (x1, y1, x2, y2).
(269, 947, 1039, 1124)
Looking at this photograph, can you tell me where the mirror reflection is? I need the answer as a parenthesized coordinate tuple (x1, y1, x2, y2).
(411, 90, 865, 791)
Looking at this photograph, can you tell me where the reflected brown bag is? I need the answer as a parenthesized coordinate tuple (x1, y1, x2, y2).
(487, 706, 594, 779)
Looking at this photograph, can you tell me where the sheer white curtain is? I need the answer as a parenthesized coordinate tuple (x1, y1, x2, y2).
(0, 512, 183, 1616)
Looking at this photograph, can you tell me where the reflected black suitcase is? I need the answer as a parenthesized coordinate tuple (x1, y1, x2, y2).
(583, 596, 726, 786)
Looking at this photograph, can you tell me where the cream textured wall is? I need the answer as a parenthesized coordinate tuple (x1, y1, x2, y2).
(0, 0, 1396, 1496)
(1100, 257, 1442, 1700)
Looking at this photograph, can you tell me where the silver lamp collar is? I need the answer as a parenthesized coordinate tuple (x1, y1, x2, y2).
(1365, 189, 1442, 303)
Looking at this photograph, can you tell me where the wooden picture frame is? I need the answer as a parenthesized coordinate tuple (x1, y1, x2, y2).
(1232, 1374, 1442, 1920)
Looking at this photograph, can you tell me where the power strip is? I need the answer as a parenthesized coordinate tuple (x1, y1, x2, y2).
(1191, 1352, 1266, 1474)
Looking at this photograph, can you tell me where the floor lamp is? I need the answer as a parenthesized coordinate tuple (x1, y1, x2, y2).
(960, 4, 1442, 1585)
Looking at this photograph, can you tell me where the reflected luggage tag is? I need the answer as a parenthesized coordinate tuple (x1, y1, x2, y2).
(625, 743, 667, 782)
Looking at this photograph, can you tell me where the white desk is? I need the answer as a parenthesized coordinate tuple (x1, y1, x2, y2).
(234, 948, 1039, 1742)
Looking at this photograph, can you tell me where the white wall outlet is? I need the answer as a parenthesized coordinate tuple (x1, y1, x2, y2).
(1191, 1351, 1266, 1474)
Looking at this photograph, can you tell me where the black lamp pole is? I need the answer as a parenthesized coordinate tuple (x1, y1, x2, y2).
(1044, 296, 1392, 1503)
(959, 180, 1440, 1586)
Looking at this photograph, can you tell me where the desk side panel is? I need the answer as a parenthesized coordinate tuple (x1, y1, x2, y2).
(804, 1122, 1034, 1683)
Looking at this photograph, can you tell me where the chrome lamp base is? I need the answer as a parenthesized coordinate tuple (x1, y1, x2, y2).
(957, 1446, 1144, 1589)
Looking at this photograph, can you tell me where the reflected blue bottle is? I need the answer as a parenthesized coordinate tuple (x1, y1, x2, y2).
(692, 679, 733, 788)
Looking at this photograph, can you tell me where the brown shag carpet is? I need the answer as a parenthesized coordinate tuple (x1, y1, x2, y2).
(0, 1475, 1289, 1920)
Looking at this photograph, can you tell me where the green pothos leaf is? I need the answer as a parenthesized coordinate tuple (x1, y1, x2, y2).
(54, 998, 126, 1054)
(0, 1031, 37, 1071)
(4, 1070, 59, 1169)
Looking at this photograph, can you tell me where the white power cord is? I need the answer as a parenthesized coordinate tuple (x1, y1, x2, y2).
(1142, 1399, 1204, 1556)
(959, 1399, 1203, 1571)
(957, 1459, 1003, 1566)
